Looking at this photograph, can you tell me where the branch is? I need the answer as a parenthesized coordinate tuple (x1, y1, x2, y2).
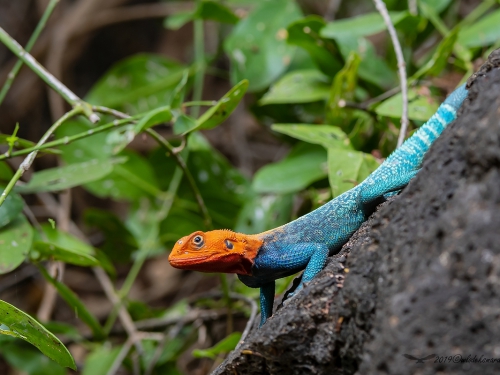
(0, 107, 82, 208)
(0, 0, 60, 105)
(372, 0, 409, 148)
(0, 26, 99, 123)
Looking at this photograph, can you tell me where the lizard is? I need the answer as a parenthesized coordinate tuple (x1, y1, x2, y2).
(168, 83, 469, 326)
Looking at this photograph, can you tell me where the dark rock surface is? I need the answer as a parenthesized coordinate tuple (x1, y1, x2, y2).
(214, 49, 500, 375)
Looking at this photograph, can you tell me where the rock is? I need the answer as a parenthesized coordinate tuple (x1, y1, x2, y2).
(214, 49, 500, 375)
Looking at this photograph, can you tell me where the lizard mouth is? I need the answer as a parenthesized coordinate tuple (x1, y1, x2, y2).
(168, 255, 209, 269)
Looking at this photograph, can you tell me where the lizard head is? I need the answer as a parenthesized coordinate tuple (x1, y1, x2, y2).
(168, 230, 263, 275)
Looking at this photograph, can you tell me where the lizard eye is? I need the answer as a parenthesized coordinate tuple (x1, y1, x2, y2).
(192, 235, 204, 248)
(224, 239, 234, 250)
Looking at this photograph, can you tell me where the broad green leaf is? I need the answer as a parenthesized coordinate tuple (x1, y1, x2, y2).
(0, 336, 66, 375)
(16, 158, 124, 194)
(82, 345, 121, 375)
(235, 193, 293, 234)
(37, 266, 105, 339)
(196, 0, 239, 24)
(57, 119, 161, 200)
(0, 188, 23, 229)
(86, 54, 186, 113)
(327, 149, 380, 197)
(0, 300, 76, 369)
(253, 143, 328, 194)
(335, 36, 397, 89)
(134, 106, 173, 134)
(375, 87, 440, 121)
(192, 332, 242, 359)
(328, 52, 360, 124)
(164, 11, 193, 30)
(458, 9, 500, 48)
(411, 29, 458, 81)
(272, 124, 351, 149)
(224, 0, 302, 91)
(164, 0, 238, 30)
(0, 214, 32, 274)
(173, 113, 197, 134)
(286, 16, 343, 76)
(419, 0, 452, 13)
(43, 321, 83, 343)
(32, 242, 99, 267)
(321, 12, 405, 40)
(259, 70, 330, 105)
(39, 223, 96, 257)
(105, 106, 173, 155)
(84, 208, 138, 263)
(192, 80, 248, 133)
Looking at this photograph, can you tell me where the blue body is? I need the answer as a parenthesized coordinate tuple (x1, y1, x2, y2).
(238, 84, 469, 325)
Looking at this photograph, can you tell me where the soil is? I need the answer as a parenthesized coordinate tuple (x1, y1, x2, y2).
(213, 49, 500, 375)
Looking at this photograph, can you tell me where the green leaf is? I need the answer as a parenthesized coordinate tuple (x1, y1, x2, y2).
(82, 345, 121, 375)
(57, 119, 161, 200)
(192, 80, 248, 133)
(335, 36, 397, 89)
(0, 336, 66, 375)
(192, 332, 242, 359)
(196, 1, 239, 24)
(235, 193, 293, 234)
(173, 113, 197, 135)
(321, 12, 405, 40)
(271, 124, 351, 149)
(253, 143, 328, 194)
(259, 70, 330, 105)
(170, 70, 189, 109)
(16, 158, 124, 193)
(32, 241, 99, 267)
(0, 214, 32, 274)
(458, 9, 500, 48)
(0, 187, 23, 229)
(85, 54, 186, 113)
(411, 29, 458, 81)
(39, 223, 96, 257)
(134, 106, 173, 134)
(37, 265, 105, 340)
(374, 87, 440, 121)
(327, 149, 380, 197)
(164, 11, 194, 30)
(224, 0, 302, 91)
(0, 300, 76, 369)
(419, 0, 452, 13)
(84, 208, 138, 263)
(286, 16, 343, 76)
(327, 52, 360, 124)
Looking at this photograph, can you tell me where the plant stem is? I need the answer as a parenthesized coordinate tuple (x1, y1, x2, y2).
(0, 26, 99, 123)
(0, 107, 82, 207)
(0, 117, 135, 161)
(191, 17, 205, 118)
(0, 0, 60, 105)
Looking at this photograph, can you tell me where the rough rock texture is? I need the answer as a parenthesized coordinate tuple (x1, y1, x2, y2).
(214, 49, 500, 375)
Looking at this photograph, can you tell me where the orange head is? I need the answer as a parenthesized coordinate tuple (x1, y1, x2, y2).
(168, 230, 263, 275)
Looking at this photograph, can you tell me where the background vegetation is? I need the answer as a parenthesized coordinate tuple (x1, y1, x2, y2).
(0, 0, 498, 374)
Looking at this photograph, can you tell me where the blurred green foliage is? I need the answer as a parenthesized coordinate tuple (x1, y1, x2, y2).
(0, 0, 498, 373)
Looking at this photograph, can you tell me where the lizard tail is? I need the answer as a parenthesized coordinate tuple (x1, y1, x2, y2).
(359, 84, 468, 202)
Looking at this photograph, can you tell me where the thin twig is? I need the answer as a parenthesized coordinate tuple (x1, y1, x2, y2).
(0, 0, 60, 105)
(408, 0, 418, 15)
(372, 0, 408, 148)
(0, 107, 82, 208)
(0, 116, 136, 161)
(0, 26, 99, 123)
